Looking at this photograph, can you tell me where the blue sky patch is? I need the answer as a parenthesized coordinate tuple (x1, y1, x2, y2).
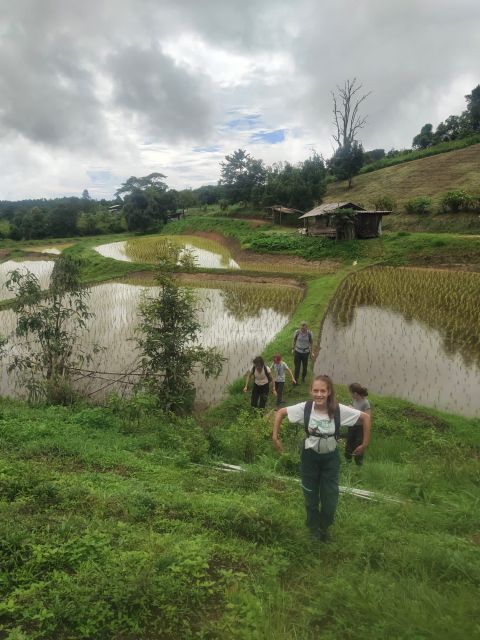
(193, 145, 221, 153)
(226, 114, 261, 130)
(250, 129, 286, 144)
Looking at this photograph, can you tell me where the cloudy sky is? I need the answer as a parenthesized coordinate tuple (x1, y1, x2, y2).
(0, 0, 478, 200)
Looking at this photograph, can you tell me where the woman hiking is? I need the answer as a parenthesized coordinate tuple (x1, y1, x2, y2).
(244, 356, 276, 409)
(292, 321, 314, 384)
(272, 375, 371, 541)
(345, 382, 371, 466)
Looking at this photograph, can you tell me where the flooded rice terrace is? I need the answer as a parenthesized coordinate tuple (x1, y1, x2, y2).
(95, 235, 240, 269)
(0, 277, 302, 405)
(314, 267, 480, 417)
(0, 259, 54, 300)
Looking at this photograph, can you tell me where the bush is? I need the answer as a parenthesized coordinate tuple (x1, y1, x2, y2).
(405, 196, 433, 214)
(210, 410, 272, 463)
(440, 190, 472, 212)
(373, 195, 396, 211)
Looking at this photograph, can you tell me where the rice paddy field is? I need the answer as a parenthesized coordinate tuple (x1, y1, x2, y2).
(95, 235, 240, 269)
(314, 267, 480, 416)
(0, 278, 302, 404)
(0, 259, 54, 300)
(0, 229, 479, 640)
(94, 234, 336, 274)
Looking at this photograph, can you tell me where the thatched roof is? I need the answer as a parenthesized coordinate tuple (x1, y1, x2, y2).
(299, 202, 391, 219)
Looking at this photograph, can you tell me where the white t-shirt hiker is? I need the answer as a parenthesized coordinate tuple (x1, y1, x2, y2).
(287, 402, 361, 453)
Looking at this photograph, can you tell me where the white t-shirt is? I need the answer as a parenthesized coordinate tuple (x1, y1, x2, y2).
(253, 366, 271, 386)
(287, 402, 361, 453)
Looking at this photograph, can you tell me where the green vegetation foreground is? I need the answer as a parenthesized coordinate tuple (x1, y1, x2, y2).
(0, 224, 479, 638)
(0, 390, 478, 639)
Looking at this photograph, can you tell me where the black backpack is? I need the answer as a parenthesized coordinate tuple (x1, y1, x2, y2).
(252, 365, 272, 383)
(303, 400, 341, 439)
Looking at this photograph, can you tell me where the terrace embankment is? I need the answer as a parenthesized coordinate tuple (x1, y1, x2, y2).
(114, 269, 303, 289)
(185, 230, 340, 273)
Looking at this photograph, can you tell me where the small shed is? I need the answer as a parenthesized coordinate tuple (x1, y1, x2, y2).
(299, 202, 391, 238)
(266, 205, 304, 226)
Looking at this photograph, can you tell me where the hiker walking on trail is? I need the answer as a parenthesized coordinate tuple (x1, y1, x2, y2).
(292, 321, 314, 384)
(345, 383, 371, 467)
(270, 353, 296, 409)
(272, 375, 371, 541)
(244, 356, 276, 409)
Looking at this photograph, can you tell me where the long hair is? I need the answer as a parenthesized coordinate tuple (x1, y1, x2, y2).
(349, 382, 368, 397)
(312, 374, 337, 419)
(253, 356, 265, 370)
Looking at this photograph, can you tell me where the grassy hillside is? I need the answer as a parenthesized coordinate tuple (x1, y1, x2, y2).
(326, 143, 480, 212)
(1, 385, 479, 639)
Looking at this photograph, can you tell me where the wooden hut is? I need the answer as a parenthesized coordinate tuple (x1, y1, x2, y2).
(266, 205, 304, 226)
(299, 202, 391, 238)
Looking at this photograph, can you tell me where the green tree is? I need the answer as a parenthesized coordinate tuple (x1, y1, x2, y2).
(2, 255, 101, 403)
(465, 84, 480, 132)
(412, 123, 434, 149)
(219, 149, 266, 205)
(328, 141, 364, 188)
(135, 256, 224, 413)
(330, 208, 358, 241)
(259, 154, 326, 212)
(115, 173, 169, 198)
(116, 173, 177, 232)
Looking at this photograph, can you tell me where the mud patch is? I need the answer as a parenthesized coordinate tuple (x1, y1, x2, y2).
(403, 407, 448, 431)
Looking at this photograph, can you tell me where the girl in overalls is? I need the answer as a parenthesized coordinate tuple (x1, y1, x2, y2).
(272, 375, 371, 541)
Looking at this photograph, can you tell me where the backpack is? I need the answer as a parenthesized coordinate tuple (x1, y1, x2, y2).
(252, 365, 272, 383)
(294, 329, 313, 344)
(303, 400, 341, 440)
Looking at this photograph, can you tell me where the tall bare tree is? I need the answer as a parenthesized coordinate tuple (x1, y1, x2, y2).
(330, 78, 370, 188)
(332, 78, 371, 150)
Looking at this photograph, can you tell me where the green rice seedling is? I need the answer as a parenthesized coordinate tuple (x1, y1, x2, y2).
(314, 267, 480, 416)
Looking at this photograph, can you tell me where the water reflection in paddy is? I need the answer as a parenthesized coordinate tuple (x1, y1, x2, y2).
(314, 267, 480, 417)
(0, 260, 54, 300)
(95, 236, 240, 270)
(0, 280, 301, 405)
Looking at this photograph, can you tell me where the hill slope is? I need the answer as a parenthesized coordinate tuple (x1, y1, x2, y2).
(326, 143, 480, 212)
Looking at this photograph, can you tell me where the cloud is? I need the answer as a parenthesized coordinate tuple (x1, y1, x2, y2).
(0, 0, 479, 198)
(108, 44, 215, 143)
(0, 31, 108, 150)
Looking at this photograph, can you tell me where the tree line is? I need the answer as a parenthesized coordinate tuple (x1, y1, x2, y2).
(411, 85, 480, 149)
(2, 81, 479, 238)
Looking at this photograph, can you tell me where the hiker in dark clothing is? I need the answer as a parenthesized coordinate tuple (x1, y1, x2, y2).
(272, 375, 371, 541)
(345, 382, 371, 466)
(243, 356, 276, 409)
(292, 321, 315, 384)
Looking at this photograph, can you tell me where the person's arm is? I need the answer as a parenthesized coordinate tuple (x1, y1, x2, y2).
(268, 367, 277, 395)
(285, 363, 296, 384)
(309, 333, 315, 359)
(272, 407, 288, 453)
(243, 371, 253, 393)
(352, 411, 371, 456)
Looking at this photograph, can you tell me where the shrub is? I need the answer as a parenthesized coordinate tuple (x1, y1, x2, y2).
(373, 195, 396, 211)
(210, 410, 271, 463)
(440, 190, 472, 212)
(404, 196, 433, 214)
